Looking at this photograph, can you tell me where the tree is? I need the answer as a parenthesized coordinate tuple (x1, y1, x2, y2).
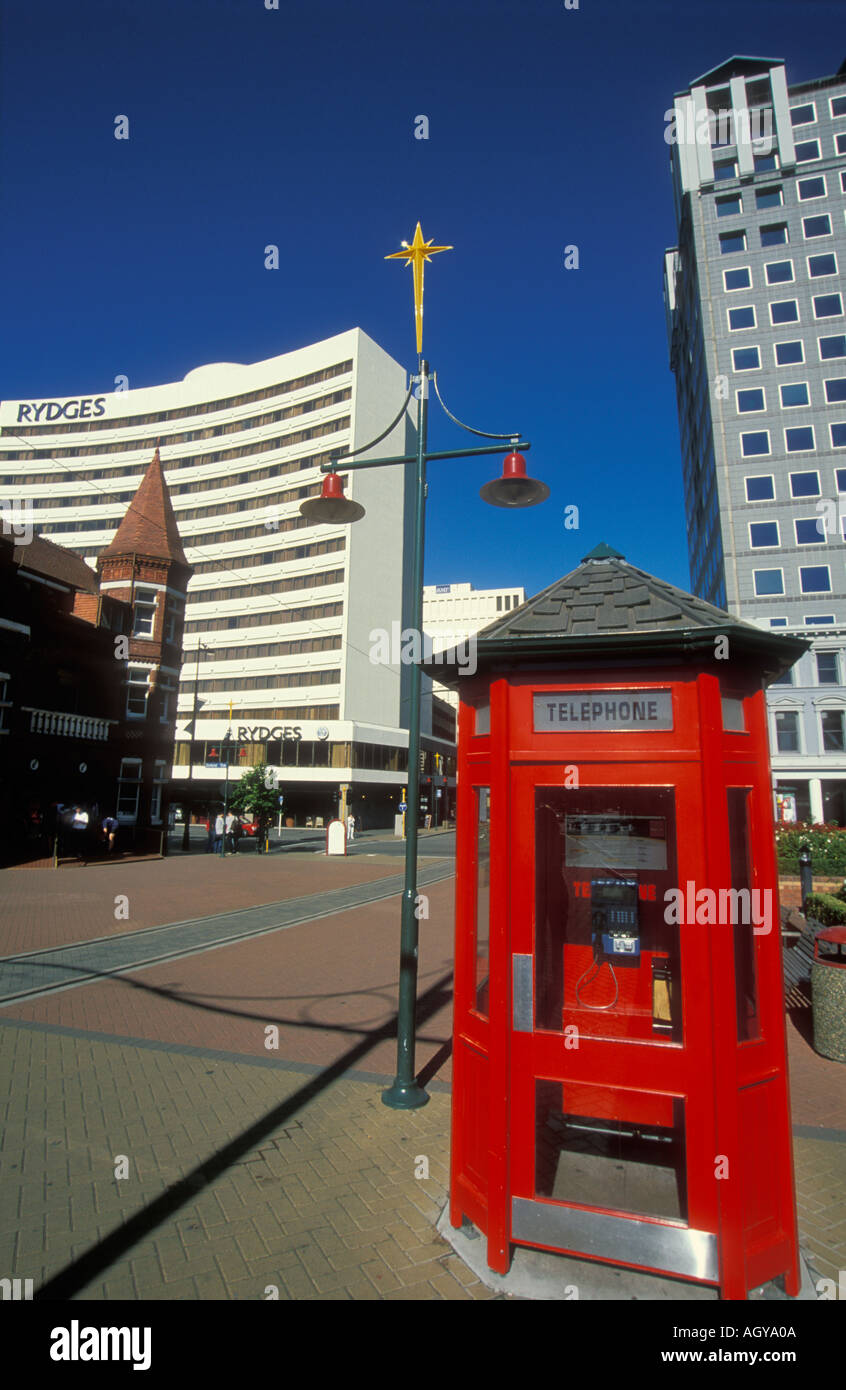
(227, 763, 279, 850)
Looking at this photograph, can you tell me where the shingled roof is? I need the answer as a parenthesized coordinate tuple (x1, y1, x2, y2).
(13, 535, 100, 594)
(98, 448, 189, 568)
(427, 544, 808, 684)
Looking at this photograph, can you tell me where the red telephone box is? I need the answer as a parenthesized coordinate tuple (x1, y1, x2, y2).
(438, 545, 807, 1299)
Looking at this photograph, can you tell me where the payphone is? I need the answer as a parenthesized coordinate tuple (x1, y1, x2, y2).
(590, 878, 640, 962)
(443, 544, 804, 1297)
(575, 878, 640, 1011)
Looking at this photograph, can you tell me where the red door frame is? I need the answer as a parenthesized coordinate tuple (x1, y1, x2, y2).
(506, 757, 720, 1286)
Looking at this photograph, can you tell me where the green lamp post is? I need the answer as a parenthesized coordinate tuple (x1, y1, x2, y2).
(300, 224, 548, 1109)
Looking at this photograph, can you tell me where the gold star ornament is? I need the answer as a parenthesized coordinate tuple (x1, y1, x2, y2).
(385, 223, 453, 356)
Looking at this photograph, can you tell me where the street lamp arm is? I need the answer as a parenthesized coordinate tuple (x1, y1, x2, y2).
(330, 381, 416, 467)
(321, 440, 532, 475)
(431, 370, 522, 443)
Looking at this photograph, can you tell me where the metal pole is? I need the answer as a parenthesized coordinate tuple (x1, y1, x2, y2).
(221, 731, 231, 857)
(383, 360, 430, 1109)
(799, 845, 813, 915)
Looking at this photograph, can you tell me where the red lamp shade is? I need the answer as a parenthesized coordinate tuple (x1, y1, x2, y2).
(299, 472, 366, 523)
(480, 452, 549, 508)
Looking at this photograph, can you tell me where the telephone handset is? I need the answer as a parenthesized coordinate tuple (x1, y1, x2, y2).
(575, 878, 640, 1011)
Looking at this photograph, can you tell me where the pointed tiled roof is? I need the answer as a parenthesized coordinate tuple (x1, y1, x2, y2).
(98, 449, 189, 567)
(426, 547, 808, 684)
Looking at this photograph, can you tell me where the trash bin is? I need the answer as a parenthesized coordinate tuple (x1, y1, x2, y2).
(811, 927, 846, 1062)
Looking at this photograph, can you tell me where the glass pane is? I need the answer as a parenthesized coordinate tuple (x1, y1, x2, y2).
(535, 1080, 687, 1222)
(727, 788, 760, 1042)
(475, 787, 490, 1014)
(535, 786, 681, 1042)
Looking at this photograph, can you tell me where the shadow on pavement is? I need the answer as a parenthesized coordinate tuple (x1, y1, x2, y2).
(32, 967, 453, 1300)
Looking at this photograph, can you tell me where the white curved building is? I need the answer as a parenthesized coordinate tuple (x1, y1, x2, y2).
(0, 329, 454, 827)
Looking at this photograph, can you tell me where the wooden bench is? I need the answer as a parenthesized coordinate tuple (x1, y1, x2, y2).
(781, 905, 818, 1010)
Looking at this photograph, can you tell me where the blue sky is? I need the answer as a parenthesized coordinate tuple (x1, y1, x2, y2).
(1, 0, 843, 599)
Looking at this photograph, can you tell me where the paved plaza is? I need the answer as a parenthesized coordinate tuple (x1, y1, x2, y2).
(0, 840, 844, 1302)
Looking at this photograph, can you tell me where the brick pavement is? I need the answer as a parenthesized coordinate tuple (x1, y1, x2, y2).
(0, 1027, 489, 1301)
(0, 857, 844, 1301)
(0, 852, 422, 955)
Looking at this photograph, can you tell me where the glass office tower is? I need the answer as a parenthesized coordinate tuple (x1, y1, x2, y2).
(664, 56, 846, 822)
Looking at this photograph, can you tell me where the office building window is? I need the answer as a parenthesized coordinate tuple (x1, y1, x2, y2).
(798, 175, 826, 200)
(737, 388, 765, 412)
(790, 471, 821, 497)
(814, 294, 843, 319)
(724, 267, 752, 290)
(761, 223, 789, 247)
(765, 260, 794, 284)
(741, 431, 770, 457)
(745, 475, 775, 501)
(832, 424, 846, 448)
(750, 522, 779, 547)
(780, 382, 810, 408)
(809, 253, 838, 278)
(800, 566, 831, 593)
(754, 153, 778, 173)
(817, 652, 839, 684)
(822, 710, 846, 751)
(825, 378, 846, 404)
(790, 103, 816, 126)
(720, 230, 747, 254)
(775, 341, 804, 366)
(714, 159, 738, 181)
(716, 193, 742, 216)
(753, 569, 784, 595)
(771, 300, 799, 324)
(775, 712, 800, 753)
(785, 427, 815, 451)
(803, 214, 832, 239)
(770, 617, 789, 628)
(842, 171, 846, 192)
(805, 615, 835, 625)
(733, 346, 760, 370)
(836, 469, 846, 491)
(729, 306, 756, 330)
(795, 517, 825, 544)
(836, 133, 846, 156)
(820, 335, 846, 360)
(794, 140, 821, 162)
(756, 185, 783, 210)
(830, 96, 846, 117)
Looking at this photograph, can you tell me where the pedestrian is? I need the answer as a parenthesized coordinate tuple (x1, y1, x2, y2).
(224, 809, 236, 855)
(205, 814, 216, 853)
(214, 810, 224, 854)
(101, 814, 119, 855)
(346, 811, 356, 842)
(71, 805, 90, 860)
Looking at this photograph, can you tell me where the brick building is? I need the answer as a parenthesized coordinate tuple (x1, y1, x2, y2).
(0, 449, 190, 861)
